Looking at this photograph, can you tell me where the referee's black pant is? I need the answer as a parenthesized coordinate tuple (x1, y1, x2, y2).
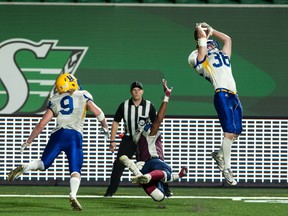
(105, 135, 136, 196)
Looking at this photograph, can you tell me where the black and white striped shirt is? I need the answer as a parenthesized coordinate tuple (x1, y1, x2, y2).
(113, 98, 156, 137)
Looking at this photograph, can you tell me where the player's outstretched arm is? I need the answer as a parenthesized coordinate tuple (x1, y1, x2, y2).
(149, 79, 173, 136)
(21, 109, 54, 153)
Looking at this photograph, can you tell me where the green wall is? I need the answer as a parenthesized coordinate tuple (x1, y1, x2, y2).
(0, 4, 287, 117)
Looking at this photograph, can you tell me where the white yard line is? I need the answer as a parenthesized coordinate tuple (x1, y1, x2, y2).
(1, 194, 288, 201)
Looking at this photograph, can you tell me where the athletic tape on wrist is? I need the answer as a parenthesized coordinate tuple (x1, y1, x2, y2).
(198, 38, 207, 47)
(97, 112, 105, 121)
(163, 96, 170, 102)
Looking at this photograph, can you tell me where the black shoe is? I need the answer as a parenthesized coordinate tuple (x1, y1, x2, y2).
(103, 192, 113, 197)
(163, 183, 173, 197)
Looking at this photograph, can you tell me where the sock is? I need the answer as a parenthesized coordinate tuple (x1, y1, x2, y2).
(222, 137, 234, 170)
(149, 188, 165, 202)
(149, 170, 165, 182)
(218, 146, 224, 157)
(172, 167, 188, 181)
(127, 161, 142, 176)
(120, 155, 142, 176)
(24, 160, 45, 172)
(142, 184, 165, 202)
(70, 176, 81, 198)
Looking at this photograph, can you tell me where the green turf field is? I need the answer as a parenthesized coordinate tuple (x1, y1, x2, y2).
(1, 186, 288, 216)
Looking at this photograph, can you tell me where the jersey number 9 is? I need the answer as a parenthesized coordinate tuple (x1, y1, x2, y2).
(60, 95, 74, 115)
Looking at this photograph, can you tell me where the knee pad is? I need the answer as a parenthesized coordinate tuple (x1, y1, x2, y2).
(150, 188, 165, 202)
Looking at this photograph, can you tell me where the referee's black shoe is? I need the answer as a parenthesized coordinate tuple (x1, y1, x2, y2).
(163, 183, 173, 197)
(103, 192, 114, 197)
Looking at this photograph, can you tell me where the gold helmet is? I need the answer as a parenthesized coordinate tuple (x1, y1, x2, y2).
(56, 74, 79, 93)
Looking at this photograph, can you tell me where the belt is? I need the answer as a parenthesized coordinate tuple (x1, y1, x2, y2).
(215, 88, 237, 95)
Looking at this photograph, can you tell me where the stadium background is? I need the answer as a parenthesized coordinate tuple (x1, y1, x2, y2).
(0, 3, 287, 187)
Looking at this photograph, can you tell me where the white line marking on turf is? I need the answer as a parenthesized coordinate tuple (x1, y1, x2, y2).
(244, 200, 288, 204)
(1, 194, 288, 202)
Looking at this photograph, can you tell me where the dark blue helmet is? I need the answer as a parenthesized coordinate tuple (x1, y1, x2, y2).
(207, 39, 220, 49)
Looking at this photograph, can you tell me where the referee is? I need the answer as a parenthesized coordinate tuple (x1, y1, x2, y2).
(104, 81, 172, 197)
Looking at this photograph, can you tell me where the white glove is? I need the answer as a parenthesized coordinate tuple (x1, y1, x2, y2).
(200, 22, 214, 38)
(20, 141, 31, 154)
(100, 127, 110, 141)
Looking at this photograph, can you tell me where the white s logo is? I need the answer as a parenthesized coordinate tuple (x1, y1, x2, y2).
(0, 39, 52, 114)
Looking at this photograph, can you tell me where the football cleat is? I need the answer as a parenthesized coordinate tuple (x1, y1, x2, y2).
(163, 183, 173, 197)
(7, 165, 25, 181)
(120, 155, 142, 176)
(69, 196, 82, 211)
(223, 168, 237, 186)
(131, 174, 151, 184)
(178, 167, 188, 178)
(103, 192, 113, 198)
(211, 151, 225, 172)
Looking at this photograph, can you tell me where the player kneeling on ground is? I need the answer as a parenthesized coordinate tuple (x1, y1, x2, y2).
(120, 79, 188, 202)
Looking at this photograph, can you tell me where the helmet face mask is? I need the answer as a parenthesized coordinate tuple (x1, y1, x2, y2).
(133, 117, 152, 143)
(207, 39, 220, 51)
(56, 74, 79, 93)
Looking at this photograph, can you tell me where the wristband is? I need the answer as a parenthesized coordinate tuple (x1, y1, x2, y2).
(97, 112, 105, 121)
(198, 38, 207, 47)
(163, 96, 170, 102)
(110, 140, 116, 143)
